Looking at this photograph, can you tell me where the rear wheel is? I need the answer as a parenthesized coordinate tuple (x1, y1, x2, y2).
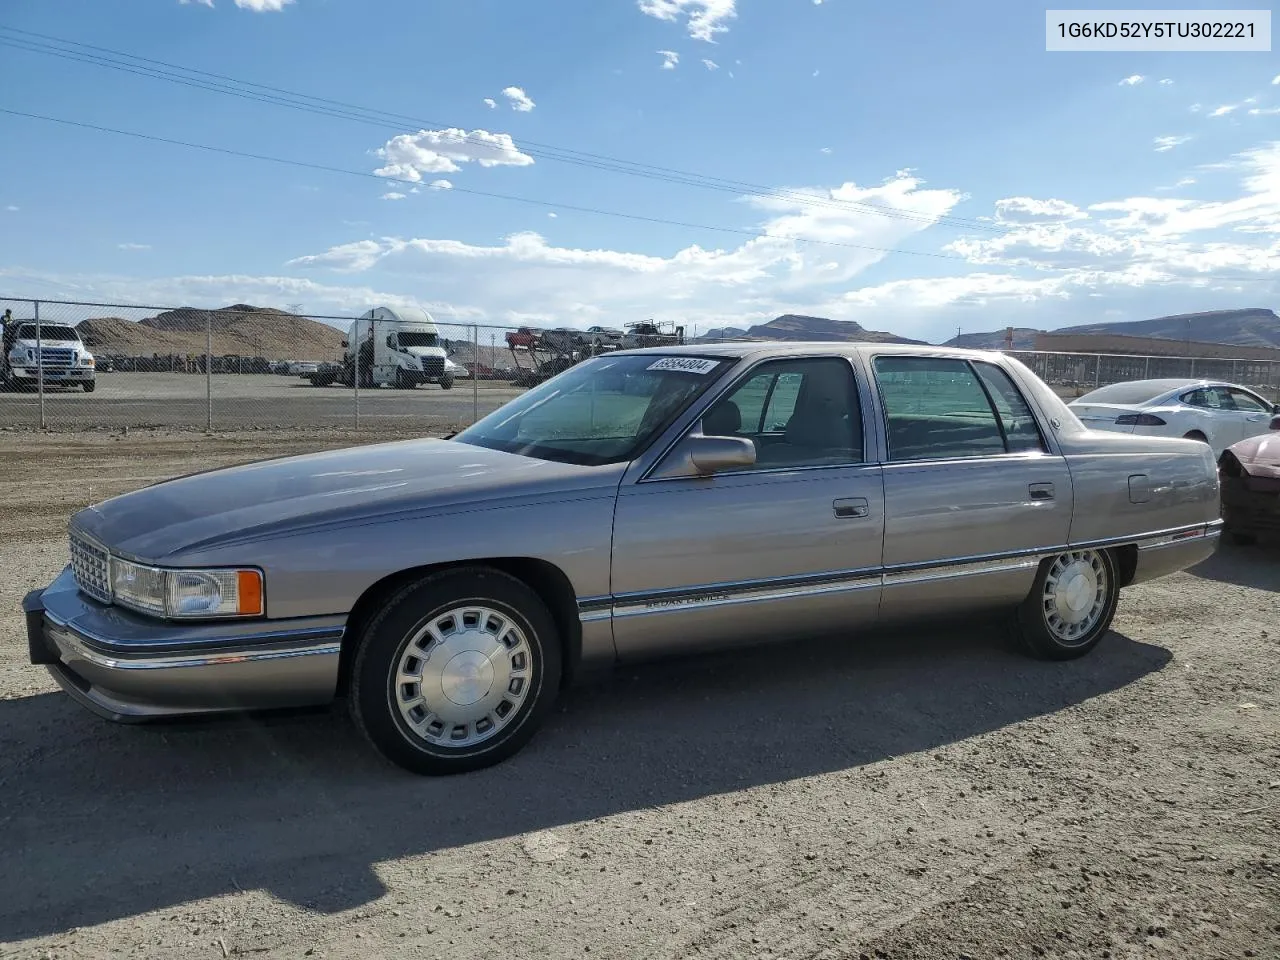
(349, 568, 562, 775)
(1183, 430, 1208, 444)
(1014, 549, 1119, 660)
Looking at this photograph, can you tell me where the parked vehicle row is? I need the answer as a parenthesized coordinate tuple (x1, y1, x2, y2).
(25, 343, 1224, 777)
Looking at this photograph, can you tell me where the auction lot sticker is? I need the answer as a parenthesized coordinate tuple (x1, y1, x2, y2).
(1046, 10, 1271, 51)
(647, 357, 721, 374)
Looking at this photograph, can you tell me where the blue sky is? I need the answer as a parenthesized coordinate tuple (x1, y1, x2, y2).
(1, 0, 1278, 342)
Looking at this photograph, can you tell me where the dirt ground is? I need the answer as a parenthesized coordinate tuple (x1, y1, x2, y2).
(0, 432, 1277, 960)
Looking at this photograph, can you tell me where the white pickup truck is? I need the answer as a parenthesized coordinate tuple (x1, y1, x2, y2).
(1, 319, 97, 392)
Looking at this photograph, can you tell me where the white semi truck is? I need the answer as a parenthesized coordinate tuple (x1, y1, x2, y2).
(308, 305, 464, 389)
(1, 316, 97, 392)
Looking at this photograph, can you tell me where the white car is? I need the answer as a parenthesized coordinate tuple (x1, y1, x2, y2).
(1070, 378, 1280, 455)
(288, 361, 321, 377)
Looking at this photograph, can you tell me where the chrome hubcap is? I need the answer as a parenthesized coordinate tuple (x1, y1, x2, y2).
(392, 605, 533, 748)
(1042, 551, 1108, 644)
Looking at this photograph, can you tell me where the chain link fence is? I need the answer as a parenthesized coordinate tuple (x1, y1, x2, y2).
(2, 295, 1278, 435)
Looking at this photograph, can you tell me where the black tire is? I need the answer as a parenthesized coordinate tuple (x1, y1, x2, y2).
(1014, 549, 1120, 661)
(82, 380, 96, 393)
(394, 369, 412, 390)
(439, 374, 455, 390)
(349, 567, 562, 775)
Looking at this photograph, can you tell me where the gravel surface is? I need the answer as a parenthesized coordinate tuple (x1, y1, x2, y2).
(1, 434, 1277, 960)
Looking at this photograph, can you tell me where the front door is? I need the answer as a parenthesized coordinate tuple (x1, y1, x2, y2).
(610, 355, 884, 660)
(1225, 386, 1276, 444)
(868, 354, 1075, 621)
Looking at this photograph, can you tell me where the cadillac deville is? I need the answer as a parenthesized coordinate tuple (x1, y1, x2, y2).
(24, 343, 1222, 775)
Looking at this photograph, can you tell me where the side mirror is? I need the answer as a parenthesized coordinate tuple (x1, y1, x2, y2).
(688, 434, 756, 475)
(340, 340, 348, 348)
(1272, 403, 1280, 415)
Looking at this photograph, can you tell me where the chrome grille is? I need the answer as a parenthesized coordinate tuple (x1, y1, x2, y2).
(69, 532, 112, 604)
(38, 347, 75, 370)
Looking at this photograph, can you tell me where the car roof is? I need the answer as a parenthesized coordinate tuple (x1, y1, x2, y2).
(612, 340, 1006, 361)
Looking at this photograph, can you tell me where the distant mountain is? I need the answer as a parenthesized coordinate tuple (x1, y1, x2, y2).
(1054, 308, 1280, 349)
(701, 326, 748, 341)
(696, 314, 925, 345)
(949, 308, 1280, 351)
(78, 304, 345, 360)
(945, 327, 1042, 350)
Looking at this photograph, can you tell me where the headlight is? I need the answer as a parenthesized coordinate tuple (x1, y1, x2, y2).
(81, 355, 95, 367)
(111, 558, 263, 618)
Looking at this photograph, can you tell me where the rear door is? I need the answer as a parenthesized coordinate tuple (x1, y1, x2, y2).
(868, 355, 1073, 621)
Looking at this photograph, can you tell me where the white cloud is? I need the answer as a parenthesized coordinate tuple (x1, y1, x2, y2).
(117, 243, 151, 251)
(1154, 135, 1192, 152)
(380, 192, 407, 201)
(993, 197, 1087, 224)
(233, 0, 293, 9)
(548, 213, 558, 219)
(702, 59, 719, 70)
(639, 0, 736, 41)
(1209, 104, 1238, 117)
(501, 86, 535, 112)
(812, 69, 819, 78)
(428, 179, 453, 190)
(288, 240, 388, 272)
(373, 129, 534, 181)
(483, 98, 497, 109)
(1159, 78, 1174, 85)
(4, 205, 17, 212)
(178, 0, 214, 6)
(819, 147, 832, 154)
(1249, 107, 1280, 116)
(1176, 177, 1197, 187)
(1190, 103, 1202, 113)
(1119, 74, 1145, 86)
(658, 50, 680, 70)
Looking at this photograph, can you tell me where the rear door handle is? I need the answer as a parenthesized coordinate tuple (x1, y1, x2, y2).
(833, 497, 869, 519)
(1028, 482, 1055, 501)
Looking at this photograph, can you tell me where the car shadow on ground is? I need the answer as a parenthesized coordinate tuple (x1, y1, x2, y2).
(0, 624, 1170, 941)
(1188, 540, 1280, 591)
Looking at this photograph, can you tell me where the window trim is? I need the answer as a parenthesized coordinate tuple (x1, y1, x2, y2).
(870, 353, 1052, 465)
(971, 360, 1049, 455)
(638, 353, 872, 482)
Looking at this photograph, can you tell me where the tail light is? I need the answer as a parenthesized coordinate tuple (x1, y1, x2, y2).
(1115, 413, 1167, 426)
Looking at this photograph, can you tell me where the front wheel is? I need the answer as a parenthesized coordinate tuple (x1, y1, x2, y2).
(349, 568, 562, 775)
(1014, 549, 1120, 660)
(82, 380, 96, 393)
(439, 374, 455, 390)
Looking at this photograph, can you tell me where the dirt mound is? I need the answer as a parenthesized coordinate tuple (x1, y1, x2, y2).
(77, 305, 346, 361)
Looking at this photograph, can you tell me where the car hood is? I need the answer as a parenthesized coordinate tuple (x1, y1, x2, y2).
(1225, 432, 1280, 478)
(71, 439, 622, 561)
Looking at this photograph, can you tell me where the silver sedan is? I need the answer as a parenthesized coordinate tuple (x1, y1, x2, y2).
(25, 343, 1221, 774)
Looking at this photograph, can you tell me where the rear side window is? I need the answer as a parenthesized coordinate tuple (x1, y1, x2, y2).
(873, 356, 1044, 462)
(973, 362, 1047, 454)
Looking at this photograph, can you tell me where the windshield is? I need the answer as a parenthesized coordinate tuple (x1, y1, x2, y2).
(454, 354, 730, 465)
(1075, 381, 1176, 405)
(14, 324, 80, 342)
(398, 331, 438, 348)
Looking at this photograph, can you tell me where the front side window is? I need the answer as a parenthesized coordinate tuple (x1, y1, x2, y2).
(1228, 388, 1271, 413)
(874, 356, 1041, 462)
(454, 354, 729, 466)
(699, 357, 862, 469)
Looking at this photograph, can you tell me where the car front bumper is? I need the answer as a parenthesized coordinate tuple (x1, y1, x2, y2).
(1221, 475, 1280, 540)
(9, 368, 94, 381)
(24, 567, 345, 722)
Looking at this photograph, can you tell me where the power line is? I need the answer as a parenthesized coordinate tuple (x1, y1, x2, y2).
(0, 106, 981, 262)
(2, 105, 1278, 287)
(0, 25, 1007, 234)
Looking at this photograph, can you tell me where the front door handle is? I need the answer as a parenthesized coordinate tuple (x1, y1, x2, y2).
(1028, 482, 1055, 501)
(833, 497, 869, 519)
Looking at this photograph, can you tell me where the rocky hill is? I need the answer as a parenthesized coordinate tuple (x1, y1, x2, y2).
(77, 305, 346, 360)
(948, 308, 1280, 351)
(698, 314, 925, 344)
